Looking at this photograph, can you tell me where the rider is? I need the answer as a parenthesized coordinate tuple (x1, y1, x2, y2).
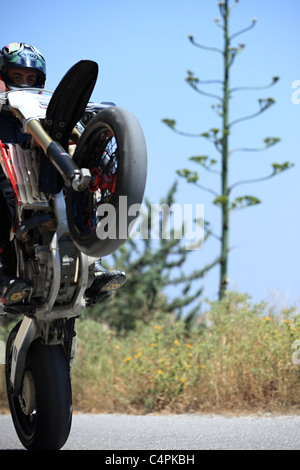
(0, 42, 126, 307)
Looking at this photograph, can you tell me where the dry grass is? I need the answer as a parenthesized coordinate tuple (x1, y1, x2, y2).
(71, 292, 300, 414)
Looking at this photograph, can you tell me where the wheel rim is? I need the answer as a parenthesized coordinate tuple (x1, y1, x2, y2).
(6, 339, 37, 443)
(71, 123, 119, 237)
(19, 370, 35, 415)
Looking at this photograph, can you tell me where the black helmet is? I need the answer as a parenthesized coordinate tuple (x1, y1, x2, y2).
(0, 42, 46, 88)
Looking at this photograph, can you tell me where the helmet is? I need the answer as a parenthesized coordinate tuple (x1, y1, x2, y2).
(0, 42, 46, 89)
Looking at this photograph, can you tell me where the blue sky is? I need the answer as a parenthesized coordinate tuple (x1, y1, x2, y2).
(1, 0, 299, 308)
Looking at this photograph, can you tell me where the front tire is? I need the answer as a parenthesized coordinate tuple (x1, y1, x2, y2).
(66, 106, 147, 258)
(5, 322, 72, 450)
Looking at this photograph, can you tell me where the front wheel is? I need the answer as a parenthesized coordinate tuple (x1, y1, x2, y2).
(5, 322, 72, 450)
(66, 106, 147, 258)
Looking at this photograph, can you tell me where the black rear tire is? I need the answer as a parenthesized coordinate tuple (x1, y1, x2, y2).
(66, 106, 147, 258)
(5, 322, 72, 450)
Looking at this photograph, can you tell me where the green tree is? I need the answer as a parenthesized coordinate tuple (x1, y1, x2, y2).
(162, 0, 294, 299)
(88, 182, 219, 332)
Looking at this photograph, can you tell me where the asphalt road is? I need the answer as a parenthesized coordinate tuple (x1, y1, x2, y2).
(1, 413, 300, 450)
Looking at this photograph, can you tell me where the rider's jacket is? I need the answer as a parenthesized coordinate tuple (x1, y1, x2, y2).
(0, 108, 29, 145)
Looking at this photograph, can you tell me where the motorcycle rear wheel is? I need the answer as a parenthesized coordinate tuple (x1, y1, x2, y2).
(66, 106, 147, 258)
(5, 322, 72, 450)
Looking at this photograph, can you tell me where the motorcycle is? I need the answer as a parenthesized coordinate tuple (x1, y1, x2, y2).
(0, 60, 147, 449)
